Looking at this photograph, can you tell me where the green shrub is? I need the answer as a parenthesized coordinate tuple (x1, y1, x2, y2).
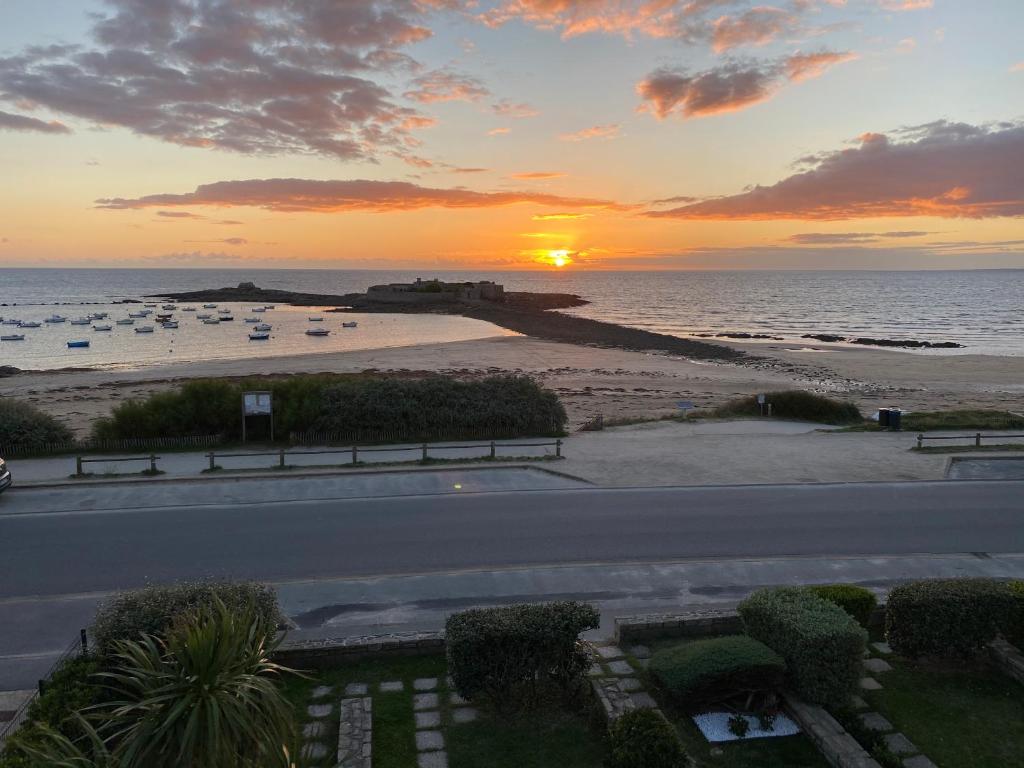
(807, 584, 878, 629)
(739, 587, 867, 706)
(885, 578, 1018, 658)
(714, 390, 862, 425)
(649, 636, 785, 705)
(445, 601, 599, 709)
(91, 580, 280, 654)
(1009, 581, 1024, 647)
(93, 374, 566, 442)
(0, 398, 73, 449)
(903, 410, 1024, 432)
(0, 655, 105, 767)
(607, 708, 688, 768)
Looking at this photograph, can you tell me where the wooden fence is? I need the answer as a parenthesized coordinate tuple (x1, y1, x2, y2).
(0, 434, 223, 457)
(289, 428, 553, 446)
(916, 432, 1024, 449)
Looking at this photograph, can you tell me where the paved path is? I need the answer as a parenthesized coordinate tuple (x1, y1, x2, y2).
(2, 478, 1023, 690)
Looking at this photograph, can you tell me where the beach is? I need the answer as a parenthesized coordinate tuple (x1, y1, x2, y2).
(3, 334, 1021, 438)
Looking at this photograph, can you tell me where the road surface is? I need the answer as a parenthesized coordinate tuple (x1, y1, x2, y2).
(1, 475, 1023, 690)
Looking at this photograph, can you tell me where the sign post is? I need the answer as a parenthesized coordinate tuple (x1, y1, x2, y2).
(242, 391, 273, 443)
(757, 393, 766, 417)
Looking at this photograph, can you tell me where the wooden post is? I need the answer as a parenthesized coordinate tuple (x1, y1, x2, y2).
(76, 456, 83, 475)
(490, 441, 496, 459)
(976, 432, 982, 448)
(422, 443, 428, 462)
(279, 449, 285, 468)
(556, 439, 562, 458)
(149, 455, 157, 473)
(208, 451, 216, 471)
(917, 434, 924, 450)
(80, 628, 88, 653)
(352, 446, 358, 465)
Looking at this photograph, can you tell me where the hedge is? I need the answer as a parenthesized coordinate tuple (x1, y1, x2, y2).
(1010, 580, 1024, 647)
(885, 578, 1018, 658)
(739, 587, 867, 706)
(714, 390, 862, 425)
(649, 636, 785, 705)
(445, 601, 599, 709)
(807, 584, 878, 629)
(607, 708, 689, 768)
(91, 580, 280, 654)
(92, 374, 567, 442)
(0, 656, 105, 768)
(0, 397, 73, 450)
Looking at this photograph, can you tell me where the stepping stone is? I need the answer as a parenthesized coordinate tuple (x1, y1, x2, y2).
(452, 707, 478, 724)
(380, 681, 405, 693)
(860, 677, 883, 691)
(607, 660, 634, 676)
(416, 711, 441, 729)
(595, 645, 625, 660)
(418, 752, 448, 768)
(628, 644, 651, 659)
(415, 730, 445, 752)
(884, 733, 919, 755)
(850, 695, 869, 710)
(630, 692, 658, 709)
(414, 692, 440, 711)
(344, 682, 368, 696)
(864, 658, 893, 674)
(449, 691, 468, 706)
(619, 677, 643, 692)
(414, 677, 439, 691)
(306, 703, 332, 718)
(859, 712, 894, 732)
(310, 685, 333, 699)
(300, 742, 328, 760)
(872, 641, 893, 655)
(903, 757, 938, 768)
(302, 721, 326, 738)
(587, 663, 604, 677)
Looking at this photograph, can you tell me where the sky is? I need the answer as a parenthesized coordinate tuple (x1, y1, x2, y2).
(0, 0, 1022, 270)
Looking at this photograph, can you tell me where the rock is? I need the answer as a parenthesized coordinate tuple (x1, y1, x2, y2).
(0, 366, 20, 378)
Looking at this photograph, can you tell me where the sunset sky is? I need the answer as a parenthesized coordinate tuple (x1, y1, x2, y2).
(1, 0, 1022, 270)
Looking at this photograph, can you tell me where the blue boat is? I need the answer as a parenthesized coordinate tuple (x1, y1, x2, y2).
(67, 340, 90, 348)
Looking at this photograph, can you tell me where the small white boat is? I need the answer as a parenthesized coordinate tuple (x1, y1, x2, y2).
(134, 326, 154, 333)
(308, 316, 323, 322)
(19, 321, 41, 328)
(219, 315, 234, 321)
(182, 307, 196, 312)
(203, 303, 217, 309)
(67, 340, 90, 348)
(342, 321, 358, 328)
(116, 318, 134, 325)
(2, 319, 21, 325)
(144, 304, 157, 308)
(263, 305, 275, 309)
(129, 311, 147, 318)
(202, 318, 221, 325)
(305, 328, 330, 336)
(161, 321, 179, 329)
(196, 313, 212, 319)
(45, 315, 67, 323)
(218, 308, 231, 314)
(248, 331, 270, 341)
(244, 317, 260, 323)
(1, 334, 25, 341)
(254, 323, 272, 331)
(70, 318, 91, 325)
(252, 307, 266, 313)
(88, 312, 108, 320)
(93, 324, 112, 331)
(162, 304, 177, 310)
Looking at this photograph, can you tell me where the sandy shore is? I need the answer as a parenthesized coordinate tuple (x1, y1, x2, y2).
(2, 335, 1021, 439)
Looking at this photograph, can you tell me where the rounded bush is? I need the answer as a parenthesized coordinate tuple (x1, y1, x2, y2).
(714, 390, 862, 425)
(608, 709, 688, 768)
(0, 398, 73, 449)
(885, 578, 1018, 658)
(807, 584, 878, 629)
(650, 635, 785, 705)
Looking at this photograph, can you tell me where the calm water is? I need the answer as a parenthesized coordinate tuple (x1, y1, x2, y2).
(1, 268, 1022, 370)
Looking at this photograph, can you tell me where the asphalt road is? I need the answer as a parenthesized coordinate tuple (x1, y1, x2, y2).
(3, 479, 1023, 598)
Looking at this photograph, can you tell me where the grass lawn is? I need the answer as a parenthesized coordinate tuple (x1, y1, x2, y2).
(447, 707, 607, 768)
(863, 656, 1024, 768)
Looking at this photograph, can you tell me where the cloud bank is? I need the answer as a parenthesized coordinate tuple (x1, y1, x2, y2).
(0, 109, 70, 133)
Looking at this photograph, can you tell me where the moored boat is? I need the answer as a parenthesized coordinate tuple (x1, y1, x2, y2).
(305, 328, 330, 336)
(202, 318, 221, 325)
(308, 316, 323, 322)
(248, 331, 271, 341)
(0, 334, 25, 341)
(134, 326, 155, 333)
(45, 315, 67, 323)
(161, 321, 179, 329)
(203, 304, 217, 309)
(19, 321, 41, 328)
(93, 324, 112, 331)
(70, 318, 91, 325)
(2, 319, 22, 325)
(254, 323, 272, 331)
(116, 318, 134, 325)
(244, 317, 259, 323)
(67, 340, 90, 348)
(129, 311, 147, 318)
(342, 321, 358, 328)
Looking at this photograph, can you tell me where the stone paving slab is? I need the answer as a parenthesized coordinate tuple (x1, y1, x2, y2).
(415, 711, 441, 729)
(301, 742, 328, 760)
(872, 642, 893, 655)
(859, 712, 894, 732)
(417, 752, 448, 768)
(864, 658, 893, 674)
(380, 680, 405, 693)
(303, 721, 326, 738)
(414, 677, 439, 691)
(902, 756, 938, 768)
(449, 691, 468, 706)
(344, 682, 368, 696)
(416, 730, 445, 752)
(307, 703, 333, 718)
(884, 733, 919, 755)
(606, 659, 634, 676)
(310, 685, 334, 699)
(452, 707, 478, 724)
(859, 677, 883, 690)
(619, 677, 643, 692)
(337, 697, 372, 768)
(595, 645, 625, 660)
(414, 692, 440, 710)
(850, 695, 868, 710)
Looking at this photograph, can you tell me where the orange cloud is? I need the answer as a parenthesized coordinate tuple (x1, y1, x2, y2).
(403, 69, 490, 103)
(0, 109, 70, 134)
(487, 127, 511, 135)
(532, 212, 593, 220)
(559, 123, 620, 141)
(95, 178, 620, 213)
(711, 7, 798, 53)
(510, 171, 566, 179)
(644, 121, 1024, 220)
(492, 100, 540, 118)
(637, 51, 855, 119)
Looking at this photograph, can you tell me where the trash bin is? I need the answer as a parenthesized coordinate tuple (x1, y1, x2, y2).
(888, 408, 902, 431)
(878, 408, 890, 428)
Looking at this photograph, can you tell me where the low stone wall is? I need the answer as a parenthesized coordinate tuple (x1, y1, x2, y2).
(274, 631, 444, 670)
(783, 694, 883, 768)
(989, 637, 1024, 686)
(614, 609, 742, 642)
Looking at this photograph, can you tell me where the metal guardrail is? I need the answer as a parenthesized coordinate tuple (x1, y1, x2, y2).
(205, 439, 563, 470)
(0, 630, 88, 745)
(916, 433, 1024, 449)
(75, 454, 161, 476)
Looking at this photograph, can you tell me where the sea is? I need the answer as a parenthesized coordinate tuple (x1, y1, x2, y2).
(1, 268, 1022, 372)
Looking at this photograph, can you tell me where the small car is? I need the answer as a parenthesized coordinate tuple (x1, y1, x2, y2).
(0, 458, 11, 494)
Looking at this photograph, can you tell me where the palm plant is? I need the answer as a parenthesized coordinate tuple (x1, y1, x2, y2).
(96, 598, 297, 768)
(19, 714, 117, 768)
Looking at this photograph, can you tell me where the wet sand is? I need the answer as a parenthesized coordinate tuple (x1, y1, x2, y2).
(2, 335, 1021, 438)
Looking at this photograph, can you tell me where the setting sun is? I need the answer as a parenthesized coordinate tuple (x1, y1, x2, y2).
(548, 249, 571, 268)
